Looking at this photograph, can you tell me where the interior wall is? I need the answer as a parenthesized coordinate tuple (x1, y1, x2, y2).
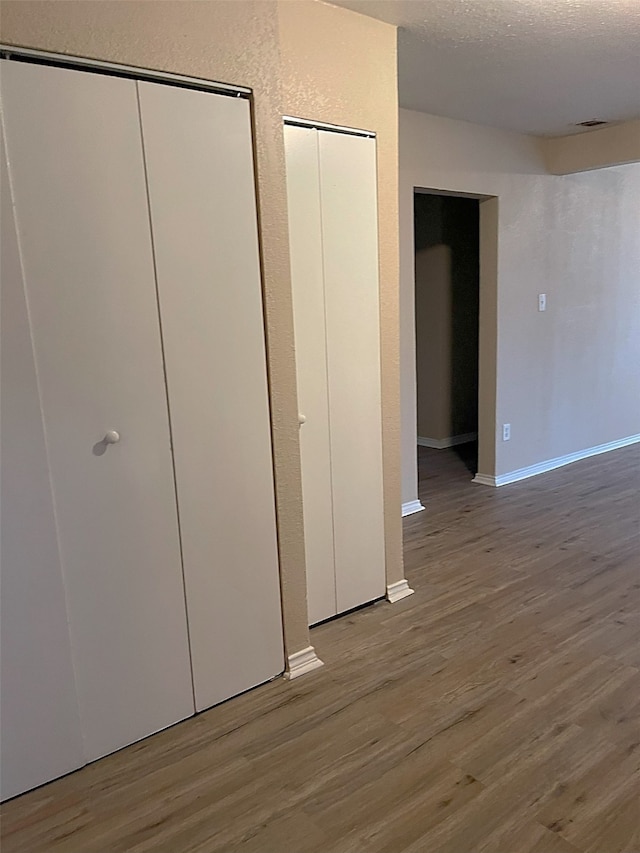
(401, 107, 640, 495)
(414, 194, 479, 442)
(1, 0, 402, 661)
(415, 241, 452, 441)
(541, 119, 640, 175)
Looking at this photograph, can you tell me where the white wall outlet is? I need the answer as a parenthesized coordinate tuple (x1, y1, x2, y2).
(538, 293, 547, 312)
(502, 423, 511, 441)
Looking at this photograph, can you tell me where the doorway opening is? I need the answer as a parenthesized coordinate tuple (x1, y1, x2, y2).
(414, 190, 490, 492)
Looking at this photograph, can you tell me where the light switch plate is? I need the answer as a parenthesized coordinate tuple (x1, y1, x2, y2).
(538, 293, 547, 312)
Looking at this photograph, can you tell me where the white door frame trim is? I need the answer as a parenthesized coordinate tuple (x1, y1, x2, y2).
(411, 189, 498, 485)
(402, 499, 425, 517)
(0, 45, 250, 98)
(284, 115, 375, 138)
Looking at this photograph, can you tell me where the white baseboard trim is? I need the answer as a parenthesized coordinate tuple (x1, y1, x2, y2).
(473, 434, 640, 488)
(386, 579, 415, 603)
(284, 645, 324, 680)
(472, 473, 496, 486)
(402, 499, 425, 517)
(418, 432, 478, 449)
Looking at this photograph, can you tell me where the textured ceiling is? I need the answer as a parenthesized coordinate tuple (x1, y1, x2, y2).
(327, 0, 640, 136)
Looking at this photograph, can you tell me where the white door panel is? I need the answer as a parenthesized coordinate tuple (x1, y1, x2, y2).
(318, 132, 386, 612)
(137, 82, 284, 710)
(284, 125, 337, 625)
(0, 132, 85, 801)
(285, 125, 386, 623)
(1, 61, 194, 763)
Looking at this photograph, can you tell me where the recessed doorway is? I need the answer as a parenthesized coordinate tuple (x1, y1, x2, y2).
(413, 189, 497, 494)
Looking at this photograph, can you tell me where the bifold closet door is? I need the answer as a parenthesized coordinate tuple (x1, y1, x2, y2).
(1, 132, 84, 802)
(284, 126, 337, 625)
(137, 82, 284, 710)
(318, 130, 385, 613)
(0, 60, 195, 767)
(285, 124, 386, 623)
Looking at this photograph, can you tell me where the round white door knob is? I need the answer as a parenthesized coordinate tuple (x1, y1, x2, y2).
(104, 430, 120, 445)
(298, 413, 306, 425)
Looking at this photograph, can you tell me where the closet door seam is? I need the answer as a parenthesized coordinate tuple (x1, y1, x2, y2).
(134, 81, 197, 712)
(316, 129, 339, 617)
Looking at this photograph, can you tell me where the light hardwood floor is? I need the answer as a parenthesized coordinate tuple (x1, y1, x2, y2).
(2, 444, 639, 853)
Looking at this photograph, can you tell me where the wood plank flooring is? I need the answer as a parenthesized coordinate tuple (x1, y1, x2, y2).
(2, 444, 639, 852)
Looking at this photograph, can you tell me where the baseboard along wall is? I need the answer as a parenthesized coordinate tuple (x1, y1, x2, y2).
(402, 499, 425, 517)
(473, 433, 640, 487)
(284, 646, 324, 680)
(386, 579, 415, 603)
(417, 432, 478, 449)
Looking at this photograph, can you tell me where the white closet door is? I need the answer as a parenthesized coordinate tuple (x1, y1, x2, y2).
(137, 82, 284, 710)
(1, 61, 194, 762)
(318, 131, 386, 613)
(284, 125, 337, 624)
(0, 133, 84, 801)
(285, 126, 386, 622)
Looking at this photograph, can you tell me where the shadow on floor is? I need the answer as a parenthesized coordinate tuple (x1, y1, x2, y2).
(450, 439, 478, 475)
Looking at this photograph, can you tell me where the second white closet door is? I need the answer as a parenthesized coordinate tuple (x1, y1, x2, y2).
(138, 82, 284, 710)
(286, 125, 386, 623)
(319, 131, 385, 614)
(285, 126, 336, 624)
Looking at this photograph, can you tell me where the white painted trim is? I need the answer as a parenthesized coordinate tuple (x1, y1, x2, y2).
(0, 45, 250, 97)
(284, 646, 324, 680)
(283, 115, 375, 138)
(472, 473, 496, 487)
(402, 499, 425, 517)
(386, 579, 415, 603)
(474, 434, 640, 488)
(418, 432, 478, 449)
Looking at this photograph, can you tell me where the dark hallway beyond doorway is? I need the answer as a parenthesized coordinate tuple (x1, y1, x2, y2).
(417, 443, 478, 495)
(414, 193, 479, 466)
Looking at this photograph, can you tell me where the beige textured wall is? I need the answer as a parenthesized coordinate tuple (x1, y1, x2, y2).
(541, 119, 640, 175)
(279, 0, 403, 584)
(401, 107, 640, 492)
(477, 198, 499, 479)
(415, 244, 452, 440)
(1, 0, 402, 656)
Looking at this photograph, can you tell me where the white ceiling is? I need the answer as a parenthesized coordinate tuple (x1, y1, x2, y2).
(328, 0, 640, 137)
